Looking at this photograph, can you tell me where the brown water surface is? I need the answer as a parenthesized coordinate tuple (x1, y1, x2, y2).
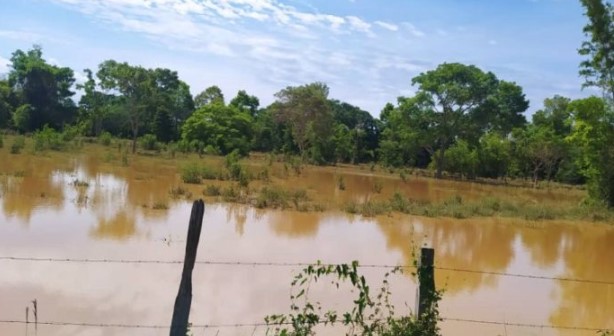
(0, 148, 612, 336)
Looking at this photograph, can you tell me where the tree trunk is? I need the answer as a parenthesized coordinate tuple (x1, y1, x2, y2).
(435, 148, 445, 179)
(132, 125, 138, 154)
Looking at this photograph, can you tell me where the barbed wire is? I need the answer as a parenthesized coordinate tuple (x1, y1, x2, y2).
(0, 317, 610, 332)
(2, 256, 613, 286)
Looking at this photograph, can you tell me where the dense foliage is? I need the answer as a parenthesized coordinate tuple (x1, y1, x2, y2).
(2, 0, 614, 209)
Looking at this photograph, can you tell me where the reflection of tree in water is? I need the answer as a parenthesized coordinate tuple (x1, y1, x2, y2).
(519, 223, 566, 268)
(1, 175, 65, 224)
(268, 211, 323, 238)
(91, 210, 137, 240)
(225, 203, 249, 236)
(376, 216, 516, 294)
(549, 228, 614, 330)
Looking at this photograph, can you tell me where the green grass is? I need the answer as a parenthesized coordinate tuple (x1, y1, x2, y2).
(343, 192, 614, 221)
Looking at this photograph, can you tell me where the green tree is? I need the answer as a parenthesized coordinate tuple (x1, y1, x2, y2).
(408, 63, 528, 178)
(579, 0, 614, 101)
(8, 45, 77, 131)
(378, 96, 429, 167)
(0, 80, 13, 128)
(229, 90, 260, 116)
(532, 95, 572, 136)
(272, 82, 333, 156)
(96, 61, 189, 151)
(477, 132, 512, 179)
(513, 125, 566, 186)
(567, 96, 614, 206)
(330, 99, 379, 163)
(181, 104, 253, 155)
(194, 85, 224, 108)
(440, 140, 478, 179)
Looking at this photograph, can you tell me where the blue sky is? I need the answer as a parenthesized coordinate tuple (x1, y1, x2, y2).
(0, 0, 598, 117)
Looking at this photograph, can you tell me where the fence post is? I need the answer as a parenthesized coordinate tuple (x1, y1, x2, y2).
(170, 200, 205, 336)
(415, 247, 435, 318)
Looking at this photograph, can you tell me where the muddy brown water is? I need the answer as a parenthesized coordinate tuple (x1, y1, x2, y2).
(0, 148, 613, 336)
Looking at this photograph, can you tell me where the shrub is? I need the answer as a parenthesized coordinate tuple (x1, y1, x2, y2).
(140, 134, 158, 151)
(10, 136, 25, 154)
(33, 125, 65, 151)
(373, 179, 383, 193)
(182, 163, 202, 184)
(337, 176, 346, 191)
(200, 165, 219, 180)
(203, 184, 221, 196)
(152, 201, 169, 210)
(256, 186, 289, 209)
(169, 186, 187, 199)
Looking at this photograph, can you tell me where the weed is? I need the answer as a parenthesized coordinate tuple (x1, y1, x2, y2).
(373, 179, 384, 193)
(99, 132, 113, 146)
(203, 184, 221, 196)
(139, 134, 158, 151)
(72, 179, 89, 187)
(182, 163, 202, 184)
(121, 151, 129, 167)
(169, 186, 187, 199)
(10, 136, 25, 154)
(152, 201, 169, 210)
(337, 176, 346, 191)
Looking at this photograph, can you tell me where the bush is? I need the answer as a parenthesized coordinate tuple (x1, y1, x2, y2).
(140, 134, 158, 151)
(99, 132, 113, 146)
(0, 134, 3, 148)
(10, 136, 25, 154)
(33, 125, 65, 151)
(203, 184, 221, 196)
(182, 163, 202, 184)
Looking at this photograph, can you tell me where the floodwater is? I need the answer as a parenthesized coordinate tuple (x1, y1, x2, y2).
(0, 148, 613, 336)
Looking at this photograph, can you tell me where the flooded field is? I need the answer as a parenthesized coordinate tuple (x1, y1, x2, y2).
(1, 147, 613, 335)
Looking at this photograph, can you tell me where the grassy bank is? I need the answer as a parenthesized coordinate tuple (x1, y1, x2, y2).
(1, 133, 611, 223)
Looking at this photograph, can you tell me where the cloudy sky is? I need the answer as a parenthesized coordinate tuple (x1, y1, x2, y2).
(0, 0, 598, 117)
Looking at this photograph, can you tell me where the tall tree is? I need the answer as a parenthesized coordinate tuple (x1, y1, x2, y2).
(194, 85, 224, 108)
(8, 45, 76, 131)
(407, 63, 528, 178)
(567, 96, 614, 206)
(532, 95, 572, 136)
(272, 82, 333, 155)
(97, 60, 151, 153)
(0, 80, 12, 128)
(230, 90, 260, 116)
(579, 0, 614, 101)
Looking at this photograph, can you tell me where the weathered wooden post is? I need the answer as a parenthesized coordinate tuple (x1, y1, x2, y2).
(170, 200, 205, 336)
(415, 247, 435, 318)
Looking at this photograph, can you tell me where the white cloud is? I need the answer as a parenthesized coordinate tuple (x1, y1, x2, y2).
(346, 16, 373, 34)
(374, 21, 398, 32)
(402, 22, 425, 37)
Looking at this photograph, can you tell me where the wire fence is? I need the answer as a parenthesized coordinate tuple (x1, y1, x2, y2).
(1, 255, 613, 333)
(0, 316, 609, 332)
(1, 256, 613, 286)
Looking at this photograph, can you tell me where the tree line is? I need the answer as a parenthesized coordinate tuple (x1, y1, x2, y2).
(0, 0, 613, 207)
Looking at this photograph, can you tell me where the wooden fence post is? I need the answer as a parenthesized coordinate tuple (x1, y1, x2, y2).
(415, 247, 435, 318)
(170, 200, 205, 336)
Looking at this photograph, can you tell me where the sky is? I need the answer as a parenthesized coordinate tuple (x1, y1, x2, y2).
(0, 0, 599, 117)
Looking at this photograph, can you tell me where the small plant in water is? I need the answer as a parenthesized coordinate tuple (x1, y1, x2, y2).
(10, 136, 25, 154)
(337, 176, 346, 191)
(373, 179, 384, 193)
(152, 201, 169, 210)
